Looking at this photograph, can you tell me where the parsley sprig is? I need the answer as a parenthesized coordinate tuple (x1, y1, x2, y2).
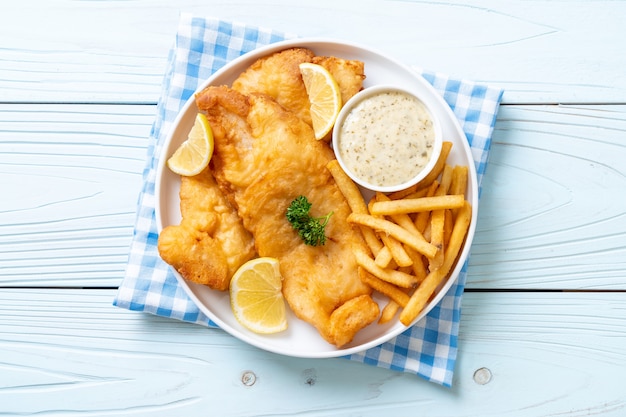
(286, 196, 333, 246)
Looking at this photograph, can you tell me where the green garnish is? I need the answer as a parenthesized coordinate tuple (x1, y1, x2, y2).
(286, 195, 333, 246)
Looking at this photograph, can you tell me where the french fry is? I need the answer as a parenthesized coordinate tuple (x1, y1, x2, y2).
(366, 196, 406, 265)
(392, 214, 423, 238)
(380, 234, 413, 267)
(449, 165, 468, 218)
(367, 195, 377, 214)
(354, 248, 419, 288)
(361, 226, 385, 258)
(414, 180, 439, 233)
(404, 245, 428, 282)
(374, 193, 417, 267)
(376, 192, 425, 239)
(436, 164, 454, 196)
(428, 208, 446, 270)
(370, 194, 465, 216)
(429, 164, 464, 270)
(422, 221, 432, 242)
(449, 165, 468, 197)
(399, 201, 472, 326)
(415, 141, 453, 190)
(327, 159, 367, 214)
(398, 265, 413, 275)
(348, 213, 438, 259)
(365, 230, 385, 257)
(443, 209, 454, 247)
(387, 184, 419, 200)
(374, 245, 394, 268)
(327, 159, 383, 256)
(379, 300, 401, 324)
(426, 166, 451, 270)
(397, 186, 430, 201)
(358, 268, 410, 307)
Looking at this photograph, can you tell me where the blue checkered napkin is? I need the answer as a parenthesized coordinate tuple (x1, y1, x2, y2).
(113, 13, 503, 387)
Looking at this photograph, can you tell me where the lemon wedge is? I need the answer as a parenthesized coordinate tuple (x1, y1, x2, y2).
(230, 257, 288, 334)
(167, 112, 213, 176)
(299, 62, 342, 140)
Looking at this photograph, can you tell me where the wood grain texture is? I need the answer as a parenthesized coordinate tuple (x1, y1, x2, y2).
(0, 104, 152, 287)
(0, 289, 624, 416)
(471, 105, 626, 289)
(1, 0, 625, 104)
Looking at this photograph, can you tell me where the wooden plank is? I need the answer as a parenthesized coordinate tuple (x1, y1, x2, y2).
(0, 104, 152, 287)
(470, 104, 626, 290)
(0, 0, 625, 104)
(0, 288, 624, 416)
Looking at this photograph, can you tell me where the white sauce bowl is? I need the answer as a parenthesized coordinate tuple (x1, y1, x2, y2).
(332, 85, 443, 193)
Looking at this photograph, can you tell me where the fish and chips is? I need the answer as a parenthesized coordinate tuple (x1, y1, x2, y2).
(157, 46, 472, 347)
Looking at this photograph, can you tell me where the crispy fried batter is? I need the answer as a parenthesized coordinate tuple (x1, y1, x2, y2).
(233, 48, 316, 126)
(312, 55, 365, 105)
(232, 48, 365, 130)
(329, 294, 381, 347)
(157, 168, 256, 291)
(196, 86, 379, 346)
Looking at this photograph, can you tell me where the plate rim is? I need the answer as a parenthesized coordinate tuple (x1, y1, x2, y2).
(154, 37, 479, 358)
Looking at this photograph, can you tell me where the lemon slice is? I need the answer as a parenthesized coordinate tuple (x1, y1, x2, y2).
(299, 62, 342, 140)
(230, 257, 288, 334)
(167, 112, 213, 176)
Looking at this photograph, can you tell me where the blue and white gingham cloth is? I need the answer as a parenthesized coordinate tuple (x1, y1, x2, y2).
(113, 13, 503, 387)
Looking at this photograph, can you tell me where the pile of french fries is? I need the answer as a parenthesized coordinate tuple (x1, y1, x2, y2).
(327, 141, 472, 326)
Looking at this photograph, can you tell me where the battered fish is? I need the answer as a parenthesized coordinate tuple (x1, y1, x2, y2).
(232, 47, 365, 132)
(233, 48, 315, 126)
(311, 55, 366, 105)
(196, 86, 379, 346)
(158, 168, 256, 291)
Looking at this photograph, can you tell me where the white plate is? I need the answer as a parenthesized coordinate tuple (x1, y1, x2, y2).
(155, 38, 478, 358)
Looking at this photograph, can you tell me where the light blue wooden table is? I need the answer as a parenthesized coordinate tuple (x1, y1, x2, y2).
(1, 1, 625, 415)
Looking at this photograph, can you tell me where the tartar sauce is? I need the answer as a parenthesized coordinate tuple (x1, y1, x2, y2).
(337, 90, 435, 188)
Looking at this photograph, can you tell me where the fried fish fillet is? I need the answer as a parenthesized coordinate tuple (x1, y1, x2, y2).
(233, 48, 316, 126)
(311, 55, 366, 105)
(196, 86, 379, 346)
(232, 47, 365, 130)
(158, 168, 256, 291)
